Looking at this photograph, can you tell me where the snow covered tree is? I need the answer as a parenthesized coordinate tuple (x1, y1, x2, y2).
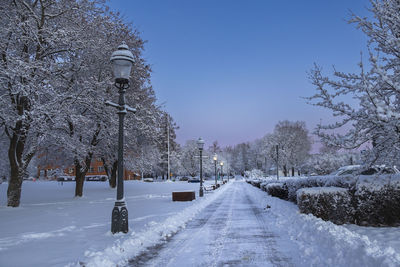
(156, 112, 179, 179)
(248, 138, 267, 171)
(0, 0, 100, 206)
(169, 150, 183, 177)
(37, 1, 150, 197)
(274, 121, 311, 176)
(208, 141, 221, 154)
(264, 121, 311, 176)
(301, 151, 360, 175)
(307, 0, 400, 166)
(179, 140, 199, 177)
(0, 0, 159, 203)
(230, 142, 251, 176)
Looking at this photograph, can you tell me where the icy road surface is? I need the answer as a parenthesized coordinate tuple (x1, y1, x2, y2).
(130, 181, 293, 267)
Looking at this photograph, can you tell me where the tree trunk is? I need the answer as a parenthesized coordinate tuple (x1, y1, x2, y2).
(6, 119, 35, 207)
(102, 158, 117, 188)
(75, 162, 85, 197)
(73, 124, 100, 197)
(109, 160, 117, 188)
(283, 165, 288, 177)
(7, 165, 23, 207)
(74, 154, 92, 197)
(291, 167, 295, 176)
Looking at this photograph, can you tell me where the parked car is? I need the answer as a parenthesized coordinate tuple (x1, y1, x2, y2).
(329, 165, 361, 176)
(359, 165, 399, 175)
(329, 165, 399, 176)
(86, 175, 107, 181)
(143, 178, 154, 182)
(57, 176, 75, 181)
(179, 176, 189, 181)
(188, 177, 200, 183)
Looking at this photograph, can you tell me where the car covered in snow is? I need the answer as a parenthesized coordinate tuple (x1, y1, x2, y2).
(329, 165, 399, 176)
(329, 165, 361, 176)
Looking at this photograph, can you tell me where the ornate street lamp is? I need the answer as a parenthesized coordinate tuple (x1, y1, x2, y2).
(107, 42, 136, 234)
(197, 137, 205, 197)
(220, 161, 224, 182)
(213, 153, 218, 187)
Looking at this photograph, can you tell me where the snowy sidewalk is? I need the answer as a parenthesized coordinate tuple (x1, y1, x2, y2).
(129, 181, 293, 267)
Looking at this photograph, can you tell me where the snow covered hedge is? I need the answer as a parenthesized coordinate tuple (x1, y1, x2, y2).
(355, 176, 400, 226)
(250, 174, 400, 226)
(285, 177, 326, 203)
(262, 175, 356, 203)
(265, 183, 288, 200)
(297, 187, 354, 225)
(295, 175, 400, 226)
(249, 179, 262, 188)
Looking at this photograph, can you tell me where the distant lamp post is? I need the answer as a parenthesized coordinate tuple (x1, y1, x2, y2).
(213, 154, 218, 186)
(107, 42, 136, 234)
(197, 137, 205, 197)
(220, 161, 224, 182)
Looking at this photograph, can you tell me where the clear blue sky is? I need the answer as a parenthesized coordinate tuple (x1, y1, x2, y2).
(107, 0, 370, 148)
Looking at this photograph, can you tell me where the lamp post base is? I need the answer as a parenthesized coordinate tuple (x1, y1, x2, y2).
(111, 201, 129, 234)
(199, 187, 204, 197)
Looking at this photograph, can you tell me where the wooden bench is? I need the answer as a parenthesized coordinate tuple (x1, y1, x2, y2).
(172, 191, 195, 201)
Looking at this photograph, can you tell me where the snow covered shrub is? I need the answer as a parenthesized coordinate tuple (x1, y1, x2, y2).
(250, 179, 261, 188)
(284, 177, 326, 203)
(266, 183, 288, 200)
(260, 182, 268, 191)
(355, 175, 400, 226)
(244, 169, 264, 179)
(297, 187, 354, 225)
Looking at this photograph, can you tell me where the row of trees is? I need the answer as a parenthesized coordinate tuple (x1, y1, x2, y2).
(166, 121, 357, 179)
(166, 120, 313, 178)
(0, 0, 178, 207)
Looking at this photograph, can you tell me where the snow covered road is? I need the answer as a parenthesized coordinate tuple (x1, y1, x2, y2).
(130, 181, 293, 267)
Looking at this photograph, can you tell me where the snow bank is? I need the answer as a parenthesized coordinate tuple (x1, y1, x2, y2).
(82, 183, 231, 267)
(245, 182, 400, 267)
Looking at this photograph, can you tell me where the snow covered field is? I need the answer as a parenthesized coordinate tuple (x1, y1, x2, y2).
(1, 178, 400, 266)
(0, 179, 226, 266)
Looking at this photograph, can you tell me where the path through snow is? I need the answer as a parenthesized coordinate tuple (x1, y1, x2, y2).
(130, 181, 293, 267)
